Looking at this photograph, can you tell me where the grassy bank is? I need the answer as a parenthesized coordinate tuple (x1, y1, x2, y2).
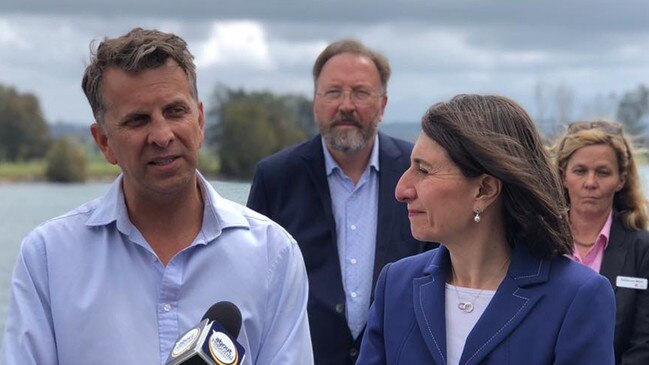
(635, 148, 649, 165)
(0, 151, 220, 183)
(0, 161, 121, 182)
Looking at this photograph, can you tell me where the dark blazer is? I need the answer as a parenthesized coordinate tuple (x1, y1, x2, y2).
(357, 245, 617, 365)
(600, 217, 649, 365)
(247, 133, 432, 364)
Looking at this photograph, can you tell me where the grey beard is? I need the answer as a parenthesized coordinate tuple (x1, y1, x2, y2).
(324, 127, 369, 153)
(319, 111, 380, 153)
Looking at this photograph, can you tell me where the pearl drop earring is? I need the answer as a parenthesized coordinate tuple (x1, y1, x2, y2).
(473, 208, 481, 223)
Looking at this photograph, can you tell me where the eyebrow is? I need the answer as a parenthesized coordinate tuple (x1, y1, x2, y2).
(119, 99, 190, 119)
(570, 163, 614, 169)
(119, 110, 148, 122)
(412, 157, 430, 166)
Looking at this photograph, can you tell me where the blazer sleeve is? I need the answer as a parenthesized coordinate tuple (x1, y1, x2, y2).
(247, 164, 269, 215)
(619, 242, 649, 365)
(554, 273, 616, 365)
(356, 263, 391, 365)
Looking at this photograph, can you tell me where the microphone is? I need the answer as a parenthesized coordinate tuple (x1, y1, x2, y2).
(166, 301, 246, 365)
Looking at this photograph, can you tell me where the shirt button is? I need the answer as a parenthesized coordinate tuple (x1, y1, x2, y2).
(335, 303, 345, 313)
(351, 292, 358, 298)
(350, 225, 357, 230)
(350, 258, 357, 264)
(350, 347, 359, 357)
(163, 303, 172, 312)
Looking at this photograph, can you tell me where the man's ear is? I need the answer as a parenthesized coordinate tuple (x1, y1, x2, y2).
(197, 101, 205, 147)
(91, 122, 117, 165)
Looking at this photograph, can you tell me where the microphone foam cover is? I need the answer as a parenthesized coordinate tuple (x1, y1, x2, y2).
(202, 301, 242, 338)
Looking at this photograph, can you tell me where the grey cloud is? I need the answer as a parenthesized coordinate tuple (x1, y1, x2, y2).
(5, 1, 648, 59)
(2, 0, 647, 30)
(0, 2, 647, 126)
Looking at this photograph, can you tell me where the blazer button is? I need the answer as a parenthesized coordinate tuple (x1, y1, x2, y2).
(349, 347, 358, 357)
(335, 303, 344, 313)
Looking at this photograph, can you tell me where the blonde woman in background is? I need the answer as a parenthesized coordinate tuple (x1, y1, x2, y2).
(555, 120, 649, 365)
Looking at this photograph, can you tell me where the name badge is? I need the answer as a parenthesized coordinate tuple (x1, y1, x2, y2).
(616, 276, 648, 290)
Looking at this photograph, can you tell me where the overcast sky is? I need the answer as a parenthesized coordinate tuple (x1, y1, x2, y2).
(1, 0, 648, 130)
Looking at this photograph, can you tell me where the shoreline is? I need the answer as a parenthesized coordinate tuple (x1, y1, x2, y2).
(0, 172, 247, 185)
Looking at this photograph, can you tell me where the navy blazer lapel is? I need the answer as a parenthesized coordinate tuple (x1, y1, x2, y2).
(600, 218, 629, 292)
(374, 133, 407, 285)
(413, 248, 450, 365)
(301, 136, 337, 237)
(300, 136, 349, 316)
(460, 247, 549, 365)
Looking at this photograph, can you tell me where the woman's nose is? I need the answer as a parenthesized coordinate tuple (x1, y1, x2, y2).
(395, 169, 415, 202)
(583, 172, 598, 188)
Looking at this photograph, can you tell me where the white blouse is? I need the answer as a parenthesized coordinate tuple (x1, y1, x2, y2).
(445, 284, 496, 365)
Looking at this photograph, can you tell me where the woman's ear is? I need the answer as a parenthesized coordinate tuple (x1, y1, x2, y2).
(475, 174, 502, 208)
(616, 173, 626, 192)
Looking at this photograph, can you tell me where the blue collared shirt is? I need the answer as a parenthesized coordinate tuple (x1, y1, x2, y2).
(1, 173, 313, 365)
(322, 137, 379, 339)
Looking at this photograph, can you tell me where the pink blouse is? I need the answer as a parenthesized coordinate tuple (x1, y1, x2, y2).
(570, 211, 613, 273)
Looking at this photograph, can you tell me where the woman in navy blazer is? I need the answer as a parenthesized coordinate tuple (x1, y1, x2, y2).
(555, 120, 649, 364)
(356, 95, 616, 365)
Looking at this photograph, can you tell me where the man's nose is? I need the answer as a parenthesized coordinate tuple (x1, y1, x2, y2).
(147, 115, 174, 148)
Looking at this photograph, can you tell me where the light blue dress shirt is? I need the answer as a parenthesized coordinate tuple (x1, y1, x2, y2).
(1, 173, 313, 365)
(322, 137, 379, 339)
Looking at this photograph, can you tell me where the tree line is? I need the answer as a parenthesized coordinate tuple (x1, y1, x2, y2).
(1, 81, 648, 181)
(0, 85, 50, 162)
(0, 82, 318, 181)
(0, 85, 88, 182)
(206, 84, 317, 179)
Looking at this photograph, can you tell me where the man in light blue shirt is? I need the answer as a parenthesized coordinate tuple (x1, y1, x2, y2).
(1, 28, 312, 365)
(323, 137, 379, 339)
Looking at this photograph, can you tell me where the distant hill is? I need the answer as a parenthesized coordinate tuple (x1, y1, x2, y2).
(48, 121, 423, 146)
(379, 122, 420, 143)
(50, 122, 93, 144)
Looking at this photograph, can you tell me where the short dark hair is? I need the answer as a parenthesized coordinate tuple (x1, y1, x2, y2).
(312, 39, 391, 93)
(422, 94, 573, 259)
(81, 28, 197, 124)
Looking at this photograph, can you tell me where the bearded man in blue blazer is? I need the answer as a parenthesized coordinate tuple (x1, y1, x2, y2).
(247, 39, 432, 364)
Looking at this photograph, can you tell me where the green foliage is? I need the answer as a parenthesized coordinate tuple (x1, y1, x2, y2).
(45, 137, 87, 182)
(617, 84, 649, 137)
(86, 160, 121, 180)
(0, 160, 120, 182)
(207, 85, 315, 178)
(198, 150, 220, 177)
(0, 161, 44, 181)
(0, 84, 51, 161)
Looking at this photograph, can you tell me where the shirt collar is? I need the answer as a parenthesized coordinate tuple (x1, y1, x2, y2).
(599, 210, 614, 250)
(198, 172, 250, 244)
(86, 172, 250, 245)
(85, 174, 124, 227)
(569, 209, 614, 259)
(321, 134, 380, 176)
